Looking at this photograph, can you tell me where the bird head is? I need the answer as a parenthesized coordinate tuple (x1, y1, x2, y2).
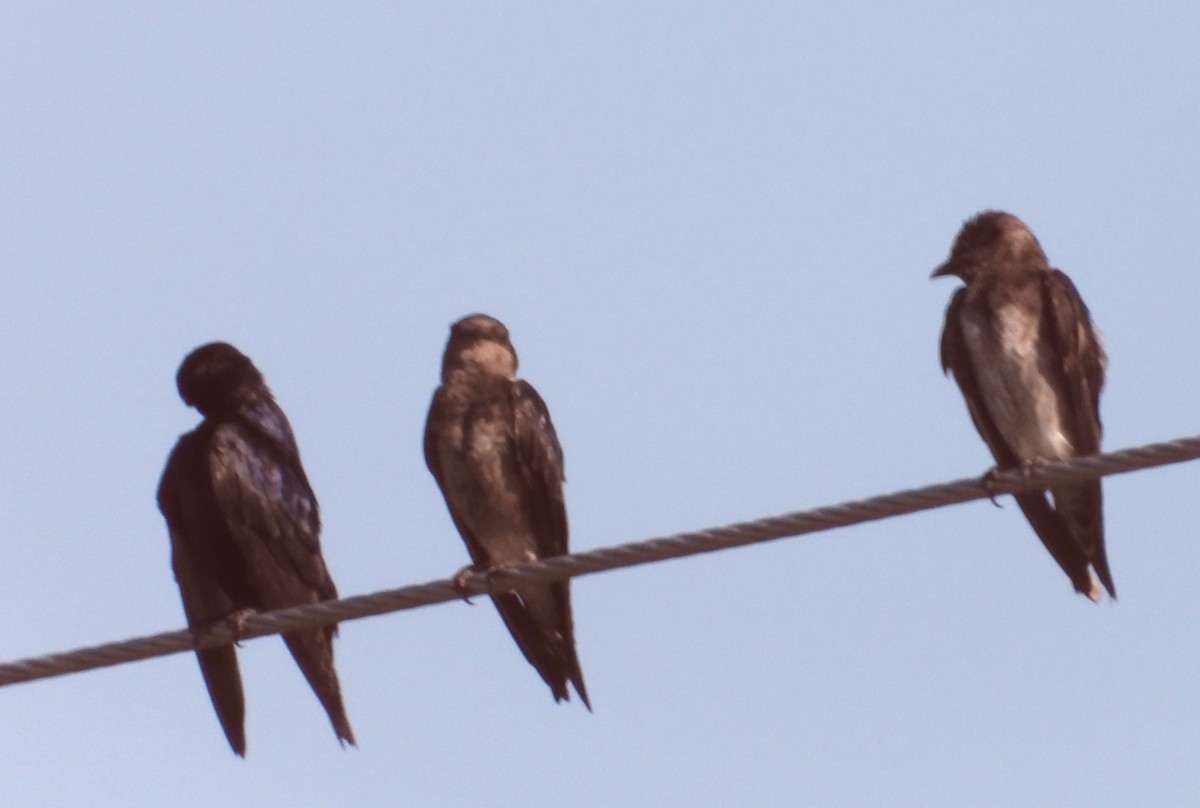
(176, 342, 267, 417)
(931, 210, 1048, 283)
(441, 313, 519, 380)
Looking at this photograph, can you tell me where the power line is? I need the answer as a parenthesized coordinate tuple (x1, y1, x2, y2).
(2, 433, 1198, 689)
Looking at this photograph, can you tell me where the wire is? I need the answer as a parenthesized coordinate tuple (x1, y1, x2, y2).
(2, 433, 1198, 689)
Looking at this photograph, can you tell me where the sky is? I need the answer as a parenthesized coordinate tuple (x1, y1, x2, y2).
(2, 3, 1199, 806)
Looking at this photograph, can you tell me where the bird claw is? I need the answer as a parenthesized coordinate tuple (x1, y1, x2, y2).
(980, 467, 1006, 508)
(452, 565, 482, 604)
(225, 608, 257, 647)
(452, 560, 526, 603)
(190, 608, 257, 649)
(981, 461, 1040, 507)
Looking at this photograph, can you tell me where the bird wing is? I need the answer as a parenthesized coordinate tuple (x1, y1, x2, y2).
(209, 414, 355, 738)
(1042, 269, 1106, 453)
(424, 387, 492, 567)
(157, 429, 249, 756)
(511, 380, 568, 560)
(940, 288, 1022, 468)
(208, 412, 335, 604)
(1042, 269, 1113, 597)
(158, 430, 239, 625)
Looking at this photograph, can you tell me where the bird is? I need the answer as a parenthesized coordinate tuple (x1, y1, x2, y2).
(424, 314, 591, 709)
(932, 210, 1113, 601)
(157, 342, 355, 755)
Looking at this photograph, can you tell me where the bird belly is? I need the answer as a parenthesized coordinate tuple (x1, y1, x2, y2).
(963, 305, 1074, 462)
(438, 439, 537, 566)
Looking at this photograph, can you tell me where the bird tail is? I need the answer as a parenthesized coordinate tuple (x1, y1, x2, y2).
(281, 626, 357, 747)
(196, 645, 247, 757)
(1052, 481, 1116, 600)
(1013, 493, 1103, 601)
(493, 585, 591, 711)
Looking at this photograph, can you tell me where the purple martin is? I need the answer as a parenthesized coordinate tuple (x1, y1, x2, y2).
(424, 314, 591, 709)
(157, 342, 355, 755)
(933, 211, 1114, 601)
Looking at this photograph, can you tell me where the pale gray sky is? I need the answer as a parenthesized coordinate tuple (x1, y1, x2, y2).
(2, 4, 1199, 806)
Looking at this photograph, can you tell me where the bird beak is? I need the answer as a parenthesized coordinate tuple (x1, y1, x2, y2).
(930, 261, 954, 280)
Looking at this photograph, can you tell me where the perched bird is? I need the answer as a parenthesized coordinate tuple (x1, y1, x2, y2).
(157, 342, 355, 755)
(933, 211, 1113, 601)
(424, 314, 591, 709)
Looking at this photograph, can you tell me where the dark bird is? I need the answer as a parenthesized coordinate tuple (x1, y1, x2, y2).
(424, 314, 591, 709)
(933, 210, 1114, 601)
(157, 342, 355, 755)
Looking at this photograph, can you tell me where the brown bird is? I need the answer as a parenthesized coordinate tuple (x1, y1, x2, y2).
(157, 342, 355, 755)
(424, 314, 591, 709)
(932, 211, 1114, 601)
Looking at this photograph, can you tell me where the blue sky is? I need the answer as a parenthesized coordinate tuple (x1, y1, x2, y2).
(2, 4, 1199, 806)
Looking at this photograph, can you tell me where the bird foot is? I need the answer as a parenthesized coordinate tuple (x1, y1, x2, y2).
(452, 559, 528, 603)
(980, 467, 1006, 508)
(224, 608, 257, 646)
(981, 462, 1038, 507)
(190, 609, 257, 648)
(452, 564, 483, 604)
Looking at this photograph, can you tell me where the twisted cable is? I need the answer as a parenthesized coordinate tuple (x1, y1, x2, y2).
(2, 433, 1197, 688)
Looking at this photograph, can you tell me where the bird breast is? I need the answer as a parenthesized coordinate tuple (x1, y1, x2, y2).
(438, 413, 537, 564)
(962, 302, 1074, 462)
